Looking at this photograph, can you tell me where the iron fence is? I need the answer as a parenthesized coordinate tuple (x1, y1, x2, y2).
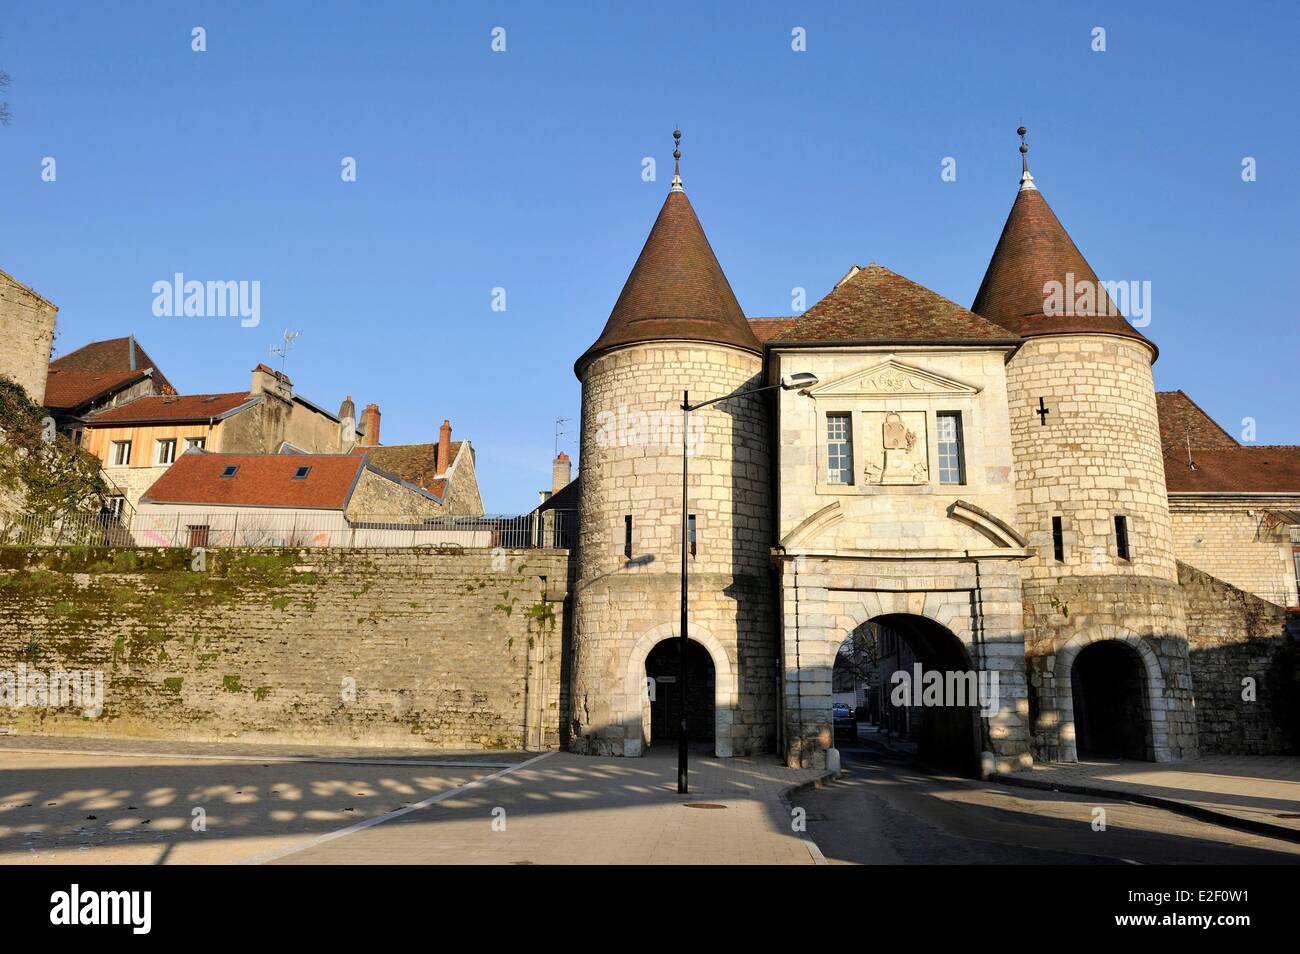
(0, 509, 577, 551)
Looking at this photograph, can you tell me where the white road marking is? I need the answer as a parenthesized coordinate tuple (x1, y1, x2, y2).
(235, 751, 556, 865)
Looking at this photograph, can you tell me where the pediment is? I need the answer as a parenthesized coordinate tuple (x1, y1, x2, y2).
(808, 357, 980, 399)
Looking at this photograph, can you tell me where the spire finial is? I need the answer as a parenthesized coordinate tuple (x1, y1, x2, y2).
(670, 127, 684, 193)
(1017, 125, 1036, 192)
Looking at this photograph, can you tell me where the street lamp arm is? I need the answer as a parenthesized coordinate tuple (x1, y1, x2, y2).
(683, 373, 818, 412)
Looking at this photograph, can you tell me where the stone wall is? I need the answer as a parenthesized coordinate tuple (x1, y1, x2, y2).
(1179, 561, 1297, 755)
(0, 270, 58, 406)
(1171, 500, 1298, 607)
(571, 342, 775, 758)
(0, 546, 570, 750)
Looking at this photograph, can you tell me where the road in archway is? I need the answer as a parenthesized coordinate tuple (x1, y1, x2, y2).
(799, 740, 1300, 865)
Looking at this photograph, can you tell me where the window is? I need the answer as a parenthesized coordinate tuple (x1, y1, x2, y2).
(293, 465, 312, 480)
(826, 413, 853, 484)
(188, 525, 210, 548)
(624, 515, 633, 559)
(688, 514, 697, 557)
(156, 438, 177, 465)
(221, 465, 239, 478)
(111, 440, 132, 466)
(1052, 516, 1065, 562)
(103, 496, 126, 519)
(185, 437, 206, 451)
(936, 412, 965, 485)
(1115, 515, 1131, 561)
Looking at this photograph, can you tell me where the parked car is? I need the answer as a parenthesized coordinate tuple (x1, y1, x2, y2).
(832, 702, 856, 743)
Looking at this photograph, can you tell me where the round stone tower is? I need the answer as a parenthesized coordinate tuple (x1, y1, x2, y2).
(971, 131, 1197, 762)
(569, 138, 775, 758)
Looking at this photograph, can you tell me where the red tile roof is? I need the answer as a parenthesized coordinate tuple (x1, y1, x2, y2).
(748, 318, 799, 342)
(51, 336, 175, 393)
(85, 392, 253, 425)
(1156, 391, 1240, 451)
(577, 189, 760, 374)
(43, 368, 150, 411)
(972, 186, 1155, 355)
(353, 441, 460, 497)
(1164, 446, 1300, 494)
(141, 453, 366, 509)
(769, 264, 1016, 344)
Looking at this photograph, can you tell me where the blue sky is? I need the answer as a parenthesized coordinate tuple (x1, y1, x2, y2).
(2, 1, 1296, 511)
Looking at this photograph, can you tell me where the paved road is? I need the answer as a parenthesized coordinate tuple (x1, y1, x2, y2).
(799, 742, 1300, 865)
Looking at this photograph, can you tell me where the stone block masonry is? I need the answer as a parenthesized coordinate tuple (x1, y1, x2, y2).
(0, 270, 58, 406)
(1179, 561, 1297, 755)
(0, 547, 570, 750)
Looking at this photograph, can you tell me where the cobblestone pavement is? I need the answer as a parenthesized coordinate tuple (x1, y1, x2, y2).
(1002, 756, 1300, 835)
(0, 736, 826, 865)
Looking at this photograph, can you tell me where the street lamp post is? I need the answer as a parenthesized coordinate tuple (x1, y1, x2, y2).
(677, 371, 818, 794)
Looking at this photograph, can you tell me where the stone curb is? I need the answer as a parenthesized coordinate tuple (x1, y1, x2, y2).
(779, 769, 841, 865)
(991, 772, 1300, 846)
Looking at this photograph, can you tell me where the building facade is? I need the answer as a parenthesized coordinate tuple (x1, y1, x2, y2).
(566, 135, 1300, 772)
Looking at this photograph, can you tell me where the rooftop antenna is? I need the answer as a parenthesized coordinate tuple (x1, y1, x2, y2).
(554, 416, 572, 456)
(270, 329, 301, 376)
(1186, 432, 1197, 470)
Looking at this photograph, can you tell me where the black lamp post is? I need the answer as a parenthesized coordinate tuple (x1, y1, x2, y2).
(677, 371, 818, 794)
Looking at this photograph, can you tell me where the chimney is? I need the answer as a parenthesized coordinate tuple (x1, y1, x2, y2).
(251, 363, 292, 401)
(552, 451, 571, 494)
(338, 394, 356, 421)
(360, 403, 381, 447)
(437, 419, 452, 476)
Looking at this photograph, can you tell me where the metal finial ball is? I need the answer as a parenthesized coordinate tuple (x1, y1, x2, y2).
(673, 129, 681, 140)
(1020, 144, 1028, 155)
(1017, 126, 1027, 137)
(673, 148, 681, 160)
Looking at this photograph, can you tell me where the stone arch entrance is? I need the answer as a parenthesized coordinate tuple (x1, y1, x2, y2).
(848, 613, 983, 775)
(644, 638, 715, 750)
(623, 623, 737, 758)
(1055, 631, 1168, 762)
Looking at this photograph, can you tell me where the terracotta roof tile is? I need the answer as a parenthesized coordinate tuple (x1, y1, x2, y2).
(748, 318, 799, 342)
(85, 392, 253, 425)
(51, 336, 175, 393)
(1164, 446, 1300, 494)
(358, 441, 461, 496)
(1156, 391, 1240, 452)
(577, 189, 759, 373)
(972, 187, 1155, 355)
(141, 453, 365, 509)
(770, 264, 1016, 344)
(43, 368, 149, 411)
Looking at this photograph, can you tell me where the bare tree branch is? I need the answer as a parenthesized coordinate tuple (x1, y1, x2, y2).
(0, 70, 12, 125)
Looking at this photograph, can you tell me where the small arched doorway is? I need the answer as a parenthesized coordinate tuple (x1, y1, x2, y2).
(645, 638, 715, 749)
(1071, 640, 1150, 760)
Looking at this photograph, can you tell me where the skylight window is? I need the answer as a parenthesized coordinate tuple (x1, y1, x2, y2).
(221, 465, 239, 478)
(293, 466, 311, 480)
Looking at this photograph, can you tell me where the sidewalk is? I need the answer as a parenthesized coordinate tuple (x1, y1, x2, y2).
(0, 734, 831, 864)
(265, 748, 831, 865)
(995, 756, 1300, 842)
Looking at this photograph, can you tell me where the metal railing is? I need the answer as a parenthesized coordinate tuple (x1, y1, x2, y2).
(0, 509, 577, 551)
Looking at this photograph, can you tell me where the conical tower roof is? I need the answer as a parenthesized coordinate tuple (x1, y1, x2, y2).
(971, 135, 1155, 356)
(576, 182, 759, 376)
